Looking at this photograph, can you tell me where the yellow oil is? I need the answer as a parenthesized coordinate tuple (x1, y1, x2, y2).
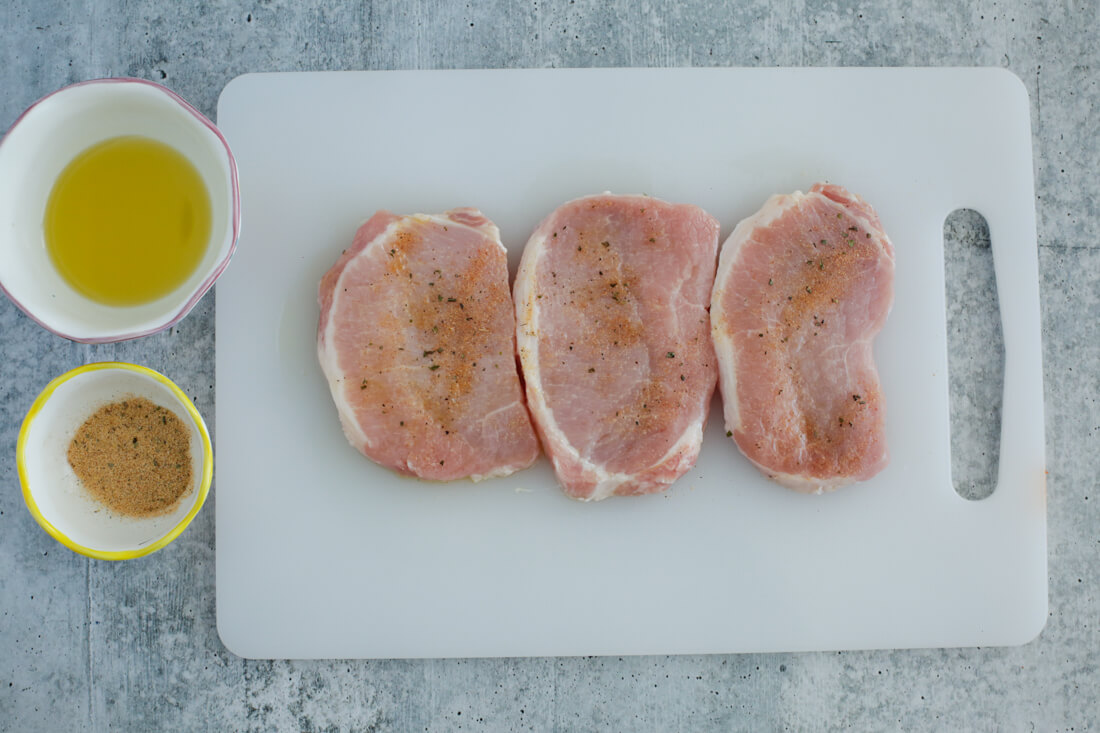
(44, 135, 212, 306)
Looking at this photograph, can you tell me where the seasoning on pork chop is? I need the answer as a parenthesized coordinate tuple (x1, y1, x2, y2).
(711, 183, 895, 492)
(514, 194, 720, 501)
(317, 208, 540, 481)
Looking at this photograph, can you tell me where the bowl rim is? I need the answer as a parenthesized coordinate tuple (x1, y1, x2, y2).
(0, 77, 241, 344)
(16, 361, 215, 560)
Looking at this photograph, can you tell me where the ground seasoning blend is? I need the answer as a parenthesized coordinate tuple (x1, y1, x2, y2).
(67, 397, 193, 518)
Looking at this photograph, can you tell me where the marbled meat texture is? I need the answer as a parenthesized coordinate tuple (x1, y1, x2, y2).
(514, 194, 720, 501)
(711, 183, 895, 492)
(318, 208, 540, 481)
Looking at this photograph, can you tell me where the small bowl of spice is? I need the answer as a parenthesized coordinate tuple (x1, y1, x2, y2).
(17, 362, 213, 560)
(0, 77, 239, 342)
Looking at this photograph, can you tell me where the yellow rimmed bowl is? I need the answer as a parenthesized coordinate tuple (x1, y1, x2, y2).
(17, 362, 213, 560)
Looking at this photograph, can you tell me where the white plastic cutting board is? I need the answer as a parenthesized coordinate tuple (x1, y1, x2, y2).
(214, 68, 1045, 659)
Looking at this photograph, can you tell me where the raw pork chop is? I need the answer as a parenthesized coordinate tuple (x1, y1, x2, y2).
(514, 194, 720, 501)
(711, 183, 895, 492)
(318, 208, 540, 481)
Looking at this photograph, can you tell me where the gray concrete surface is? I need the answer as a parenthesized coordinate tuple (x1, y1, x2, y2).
(1, 0, 1097, 730)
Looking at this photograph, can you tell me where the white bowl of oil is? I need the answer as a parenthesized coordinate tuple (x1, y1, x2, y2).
(0, 78, 239, 342)
(17, 362, 213, 560)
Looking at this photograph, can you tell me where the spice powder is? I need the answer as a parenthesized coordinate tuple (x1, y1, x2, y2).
(67, 397, 193, 518)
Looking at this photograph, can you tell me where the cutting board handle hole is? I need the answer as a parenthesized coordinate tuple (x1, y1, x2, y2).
(943, 209, 1004, 501)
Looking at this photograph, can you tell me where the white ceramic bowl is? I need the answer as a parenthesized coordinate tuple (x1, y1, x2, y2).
(17, 362, 213, 560)
(0, 78, 240, 342)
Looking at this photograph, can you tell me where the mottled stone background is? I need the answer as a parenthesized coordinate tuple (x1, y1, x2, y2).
(1, 1, 1097, 730)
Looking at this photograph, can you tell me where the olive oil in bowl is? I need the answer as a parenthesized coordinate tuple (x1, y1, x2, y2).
(44, 136, 212, 306)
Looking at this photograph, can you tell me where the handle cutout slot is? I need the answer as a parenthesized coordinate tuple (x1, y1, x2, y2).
(943, 209, 1004, 500)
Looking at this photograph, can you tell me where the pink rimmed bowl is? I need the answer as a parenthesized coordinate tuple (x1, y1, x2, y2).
(0, 78, 240, 343)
